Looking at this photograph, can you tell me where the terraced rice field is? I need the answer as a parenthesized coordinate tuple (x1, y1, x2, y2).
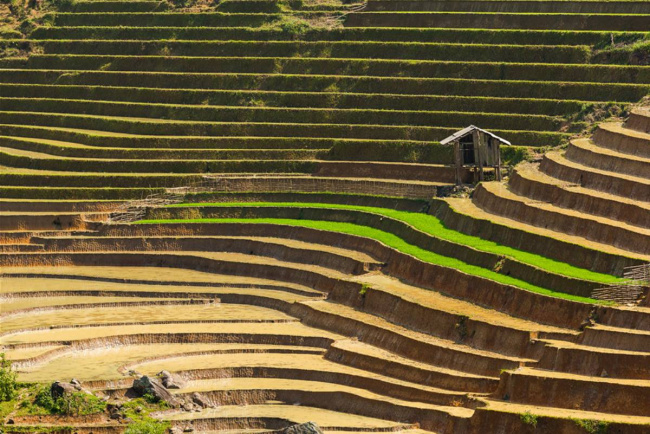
(1, 0, 650, 432)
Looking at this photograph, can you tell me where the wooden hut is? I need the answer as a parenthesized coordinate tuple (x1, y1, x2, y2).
(441, 125, 509, 185)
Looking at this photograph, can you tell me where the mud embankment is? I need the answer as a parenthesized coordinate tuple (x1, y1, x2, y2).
(593, 125, 650, 158)
(508, 167, 650, 229)
(431, 199, 640, 276)
(142, 205, 600, 298)
(472, 183, 650, 256)
(494, 370, 650, 417)
(540, 153, 649, 202)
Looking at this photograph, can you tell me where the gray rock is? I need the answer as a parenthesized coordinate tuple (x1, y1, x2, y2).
(191, 392, 212, 409)
(50, 381, 81, 398)
(168, 427, 183, 434)
(281, 422, 324, 434)
(158, 370, 186, 389)
(132, 375, 178, 406)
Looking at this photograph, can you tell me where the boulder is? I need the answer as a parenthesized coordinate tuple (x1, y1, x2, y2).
(281, 422, 324, 434)
(158, 370, 186, 389)
(191, 392, 212, 409)
(132, 376, 178, 406)
(50, 381, 82, 399)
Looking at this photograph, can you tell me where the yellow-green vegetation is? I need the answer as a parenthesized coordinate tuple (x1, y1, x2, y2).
(122, 398, 171, 434)
(0, 354, 18, 404)
(137, 215, 606, 304)
(520, 411, 539, 428)
(162, 201, 623, 285)
(20, 385, 106, 417)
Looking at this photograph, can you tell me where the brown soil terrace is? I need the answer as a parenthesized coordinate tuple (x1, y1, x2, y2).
(2, 0, 650, 432)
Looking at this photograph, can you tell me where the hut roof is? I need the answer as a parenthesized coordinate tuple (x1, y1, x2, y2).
(440, 125, 511, 146)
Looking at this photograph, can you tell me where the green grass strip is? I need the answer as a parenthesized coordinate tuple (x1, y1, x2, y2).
(164, 201, 623, 285)
(136, 216, 604, 304)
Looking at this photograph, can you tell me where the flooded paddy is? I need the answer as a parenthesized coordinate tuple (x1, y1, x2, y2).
(1, 303, 295, 334)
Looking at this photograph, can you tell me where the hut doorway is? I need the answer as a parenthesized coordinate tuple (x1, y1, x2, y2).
(460, 135, 475, 165)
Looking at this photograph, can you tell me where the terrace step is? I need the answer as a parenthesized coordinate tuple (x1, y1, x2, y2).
(315, 161, 459, 183)
(472, 182, 650, 256)
(593, 122, 650, 158)
(164, 377, 472, 432)
(32, 235, 383, 275)
(344, 11, 650, 31)
(0, 171, 443, 200)
(578, 323, 650, 352)
(566, 138, 650, 177)
(49, 12, 288, 27)
(0, 144, 318, 173)
(163, 361, 474, 407)
(160, 404, 425, 432)
(0, 123, 443, 151)
(347, 272, 575, 358)
(509, 163, 650, 229)
(8, 54, 650, 85)
(439, 197, 646, 274)
(0, 244, 45, 252)
(0, 97, 567, 131)
(0, 211, 104, 231)
(539, 151, 650, 202)
(0, 199, 123, 212)
(118, 206, 612, 304)
(1, 110, 553, 143)
(0, 302, 305, 336)
(472, 399, 650, 431)
(625, 107, 650, 134)
(326, 339, 498, 394)
(0, 83, 590, 116)
(0, 267, 323, 297)
(69, 0, 169, 12)
(25, 26, 647, 48)
(494, 367, 650, 417)
(3, 69, 645, 108)
(362, 0, 650, 14)
(0, 320, 341, 347)
(0, 135, 326, 161)
(291, 299, 532, 378)
(28, 39, 591, 64)
(215, 0, 350, 12)
(0, 230, 99, 244)
(536, 339, 650, 379)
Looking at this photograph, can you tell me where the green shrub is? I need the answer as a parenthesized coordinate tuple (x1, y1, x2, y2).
(572, 419, 609, 434)
(33, 385, 106, 416)
(125, 419, 170, 434)
(45, 0, 76, 11)
(520, 411, 538, 428)
(501, 146, 533, 166)
(0, 354, 18, 402)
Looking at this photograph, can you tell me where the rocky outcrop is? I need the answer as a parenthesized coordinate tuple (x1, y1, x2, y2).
(50, 380, 84, 398)
(132, 375, 179, 406)
(281, 422, 324, 434)
(159, 370, 187, 389)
